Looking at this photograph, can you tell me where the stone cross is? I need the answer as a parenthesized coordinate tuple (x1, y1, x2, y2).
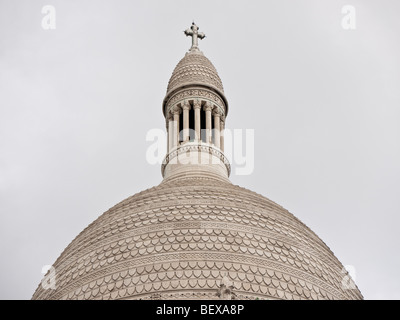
(184, 22, 205, 51)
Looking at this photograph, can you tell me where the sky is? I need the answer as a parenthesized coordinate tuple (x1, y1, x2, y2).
(0, 0, 399, 300)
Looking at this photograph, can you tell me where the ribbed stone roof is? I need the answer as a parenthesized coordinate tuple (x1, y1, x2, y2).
(162, 51, 229, 116)
(32, 177, 363, 300)
(166, 51, 224, 98)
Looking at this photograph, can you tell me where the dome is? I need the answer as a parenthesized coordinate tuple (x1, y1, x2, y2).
(163, 51, 229, 116)
(32, 23, 363, 301)
(167, 51, 224, 95)
(32, 176, 363, 300)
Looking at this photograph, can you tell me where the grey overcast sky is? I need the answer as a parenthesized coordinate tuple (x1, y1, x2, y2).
(0, 0, 399, 300)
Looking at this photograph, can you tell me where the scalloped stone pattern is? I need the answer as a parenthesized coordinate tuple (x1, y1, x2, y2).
(32, 177, 363, 300)
(166, 52, 224, 97)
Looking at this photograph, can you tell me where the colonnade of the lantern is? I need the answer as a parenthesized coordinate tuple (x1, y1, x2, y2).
(166, 100, 225, 153)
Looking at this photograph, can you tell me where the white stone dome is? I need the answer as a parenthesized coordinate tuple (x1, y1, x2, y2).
(32, 176, 362, 300)
(163, 51, 229, 116)
(32, 23, 362, 301)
